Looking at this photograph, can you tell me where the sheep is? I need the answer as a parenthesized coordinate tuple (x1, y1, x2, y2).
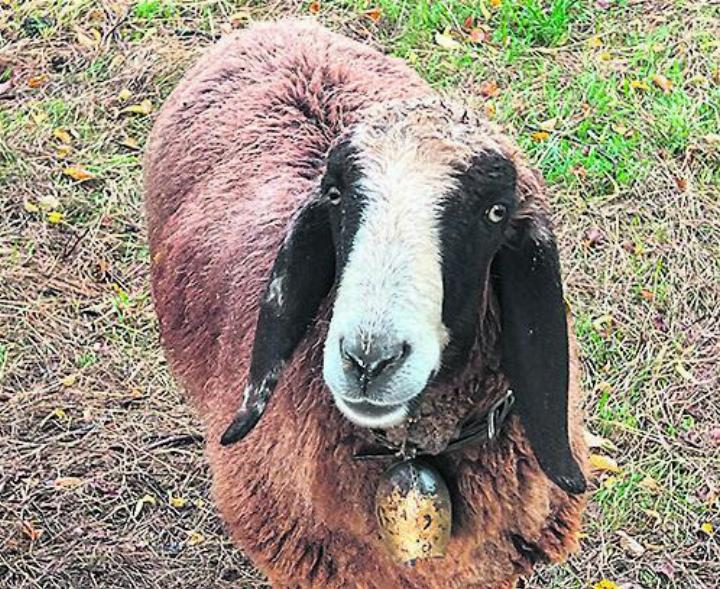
(145, 19, 588, 589)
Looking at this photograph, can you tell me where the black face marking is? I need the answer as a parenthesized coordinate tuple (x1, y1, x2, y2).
(321, 141, 366, 276)
(437, 152, 518, 375)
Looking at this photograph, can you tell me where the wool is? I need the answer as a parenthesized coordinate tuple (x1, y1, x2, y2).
(145, 19, 587, 589)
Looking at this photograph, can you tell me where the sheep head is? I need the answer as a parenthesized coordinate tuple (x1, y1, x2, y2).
(221, 97, 586, 496)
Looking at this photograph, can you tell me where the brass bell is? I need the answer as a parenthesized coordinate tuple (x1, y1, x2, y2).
(375, 459, 452, 564)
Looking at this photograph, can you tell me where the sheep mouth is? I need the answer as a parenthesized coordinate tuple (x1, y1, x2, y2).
(343, 399, 405, 416)
(335, 397, 409, 429)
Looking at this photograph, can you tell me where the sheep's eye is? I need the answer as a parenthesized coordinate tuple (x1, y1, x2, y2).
(326, 186, 342, 205)
(486, 203, 507, 224)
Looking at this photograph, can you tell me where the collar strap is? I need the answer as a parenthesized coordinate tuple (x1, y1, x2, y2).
(353, 389, 515, 461)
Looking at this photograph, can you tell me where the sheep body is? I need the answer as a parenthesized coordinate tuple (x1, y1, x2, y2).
(146, 20, 586, 589)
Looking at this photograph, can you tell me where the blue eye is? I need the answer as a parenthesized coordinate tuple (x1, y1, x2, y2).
(486, 203, 507, 223)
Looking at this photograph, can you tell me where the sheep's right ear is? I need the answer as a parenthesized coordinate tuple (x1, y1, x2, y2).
(220, 196, 335, 446)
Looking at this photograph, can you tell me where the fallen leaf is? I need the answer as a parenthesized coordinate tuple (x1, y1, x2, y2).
(28, 74, 48, 88)
(538, 117, 557, 131)
(308, 1, 320, 15)
(490, 0, 502, 7)
(47, 211, 64, 224)
(630, 80, 650, 91)
(133, 494, 157, 518)
(52, 128, 72, 144)
(119, 136, 139, 149)
(75, 27, 101, 49)
(598, 51, 612, 62)
(169, 495, 188, 508)
(587, 35, 602, 49)
(117, 88, 132, 102)
(52, 407, 67, 419)
(53, 477, 84, 489)
(469, 28, 488, 44)
(571, 165, 587, 179)
(640, 288, 654, 301)
(589, 454, 621, 473)
(463, 16, 474, 30)
(484, 103, 496, 118)
(584, 227, 606, 247)
(193, 499, 205, 509)
(638, 476, 661, 493)
(603, 475, 619, 489)
(652, 74, 672, 93)
(700, 522, 714, 535)
(63, 165, 95, 181)
(593, 580, 618, 589)
(531, 131, 550, 142)
(121, 99, 153, 115)
(187, 530, 205, 546)
(21, 521, 43, 542)
(31, 111, 47, 125)
(56, 145, 72, 158)
(24, 201, 40, 213)
(674, 177, 687, 192)
(584, 430, 617, 451)
(435, 31, 461, 50)
(478, 80, 499, 98)
(61, 373, 76, 387)
(38, 195, 60, 210)
(617, 530, 646, 557)
(364, 8, 382, 23)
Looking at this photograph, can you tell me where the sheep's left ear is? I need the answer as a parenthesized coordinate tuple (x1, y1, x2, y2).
(493, 216, 586, 494)
(221, 196, 335, 446)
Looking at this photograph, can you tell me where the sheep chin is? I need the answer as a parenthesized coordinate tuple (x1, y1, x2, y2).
(333, 396, 409, 430)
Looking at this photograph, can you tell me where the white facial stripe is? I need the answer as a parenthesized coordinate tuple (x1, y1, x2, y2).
(323, 131, 455, 422)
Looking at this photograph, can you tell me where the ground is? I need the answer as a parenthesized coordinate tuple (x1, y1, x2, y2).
(0, 1, 718, 588)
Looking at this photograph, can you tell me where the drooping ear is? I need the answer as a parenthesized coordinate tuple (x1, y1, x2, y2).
(493, 215, 586, 494)
(221, 196, 335, 446)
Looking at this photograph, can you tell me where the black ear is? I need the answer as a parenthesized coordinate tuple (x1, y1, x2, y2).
(493, 217, 586, 494)
(221, 196, 335, 446)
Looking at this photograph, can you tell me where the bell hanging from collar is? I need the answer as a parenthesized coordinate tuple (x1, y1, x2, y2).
(375, 459, 452, 565)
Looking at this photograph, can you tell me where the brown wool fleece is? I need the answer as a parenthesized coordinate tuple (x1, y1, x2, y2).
(145, 19, 587, 589)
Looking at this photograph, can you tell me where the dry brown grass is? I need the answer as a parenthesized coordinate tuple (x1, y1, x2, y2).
(1, 1, 718, 588)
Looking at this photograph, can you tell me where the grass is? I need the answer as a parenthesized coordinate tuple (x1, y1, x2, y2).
(1, 1, 718, 588)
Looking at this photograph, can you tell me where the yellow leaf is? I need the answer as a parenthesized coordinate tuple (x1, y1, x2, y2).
(56, 145, 72, 158)
(603, 475, 619, 489)
(169, 496, 188, 508)
(598, 51, 612, 62)
(187, 530, 205, 546)
(47, 211, 64, 224)
(121, 99, 153, 115)
(435, 30, 462, 50)
(63, 166, 95, 181)
(630, 79, 650, 91)
(117, 88, 132, 102)
(53, 477, 84, 489)
(652, 74, 673, 93)
(587, 35, 602, 49)
(594, 580, 619, 589)
(61, 373, 76, 387)
(24, 201, 40, 213)
(589, 454, 621, 473)
(700, 522, 714, 535)
(52, 408, 67, 419)
(133, 493, 157, 517)
(490, 0, 502, 7)
(31, 111, 47, 125)
(531, 131, 550, 142)
(193, 499, 206, 509)
(53, 128, 72, 144)
(119, 136, 139, 149)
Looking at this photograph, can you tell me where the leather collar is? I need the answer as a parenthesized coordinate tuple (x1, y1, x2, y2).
(353, 389, 515, 461)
